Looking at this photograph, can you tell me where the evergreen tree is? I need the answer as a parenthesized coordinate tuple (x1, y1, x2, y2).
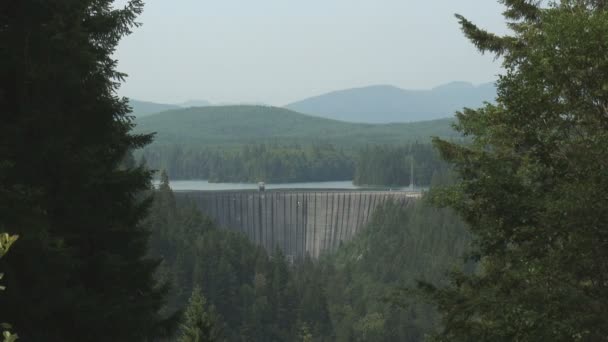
(0, 1, 165, 340)
(148, 170, 178, 257)
(178, 286, 223, 342)
(422, 1, 608, 340)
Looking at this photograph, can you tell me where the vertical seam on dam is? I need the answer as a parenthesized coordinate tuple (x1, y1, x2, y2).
(313, 193, 317, 258)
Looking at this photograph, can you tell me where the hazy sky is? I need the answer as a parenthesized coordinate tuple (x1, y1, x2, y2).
(115, 0, 509, 106)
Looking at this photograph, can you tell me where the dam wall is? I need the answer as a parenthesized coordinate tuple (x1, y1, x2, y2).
(175, 190, 419, 258)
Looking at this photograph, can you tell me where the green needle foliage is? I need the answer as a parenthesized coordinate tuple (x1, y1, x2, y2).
(0, 1, 165, 340)
(178, 286, 223, 342)
(0, 233, 18, 261)
(421, 1, 608, 341)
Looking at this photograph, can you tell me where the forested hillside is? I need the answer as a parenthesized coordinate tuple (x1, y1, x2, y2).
(354, 144, 449, 186)
(141, 144, 352, 183)
(139, 142, 450, 186)
(133, 105, 457, 147)
(132, 105, 457, 185)
(148, 176, 470, 341)
(322, 200, 470, 341)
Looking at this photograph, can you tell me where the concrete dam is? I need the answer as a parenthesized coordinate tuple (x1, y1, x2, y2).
(176, 190, 420, 258)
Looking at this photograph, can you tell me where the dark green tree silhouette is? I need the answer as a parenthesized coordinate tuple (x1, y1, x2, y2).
(0, 0, 165, 340)
(422, 1, 608, 340)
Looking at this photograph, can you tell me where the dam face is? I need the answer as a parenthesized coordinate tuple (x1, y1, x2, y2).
(175, 190, 418, 258)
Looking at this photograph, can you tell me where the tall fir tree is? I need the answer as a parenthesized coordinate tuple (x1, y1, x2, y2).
(422, 1, 608, 341)
(178, 286, 223, 342)
(0, 0, 166, 340)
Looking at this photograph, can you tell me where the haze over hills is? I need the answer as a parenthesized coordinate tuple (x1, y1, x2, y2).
(285, 81, 496, 123)
(128, 99, 181, 117)
(133, 105, 457, 147)
(128, 81, 495, 122)
(128, 99, 211, 117)
(128, 99, 273, 117)
(178, 99, 212, 107)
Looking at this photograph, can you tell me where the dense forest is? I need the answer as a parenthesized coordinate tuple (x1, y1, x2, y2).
(353, 143, 449, 187)
(140, 144, 354, 183)
(140, 142, 448, 186)
(148, 176, 470, 341)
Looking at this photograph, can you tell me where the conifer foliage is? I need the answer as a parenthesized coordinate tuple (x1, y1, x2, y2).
(424, 1, 608, 340)
(0, 1, 164, 340)
(178, 286, 223, 342)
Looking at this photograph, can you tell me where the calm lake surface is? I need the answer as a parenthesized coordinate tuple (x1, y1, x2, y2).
(161, 180, 415, 191)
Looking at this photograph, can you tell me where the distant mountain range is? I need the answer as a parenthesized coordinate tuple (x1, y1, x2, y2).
(285, 81, 496, 123)
(129, 81, 496, 123)
(133, 105, 457, 147)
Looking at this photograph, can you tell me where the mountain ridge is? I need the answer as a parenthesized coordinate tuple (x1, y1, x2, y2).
(128, 99, 211, 117)
(285, 81, 495, 123)
(128, 99, 181, 117)
(133, 105, 457, 147)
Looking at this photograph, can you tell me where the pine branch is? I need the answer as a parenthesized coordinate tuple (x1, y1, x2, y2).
(455, 14, 511, 56)
(501, 0, 541, 21)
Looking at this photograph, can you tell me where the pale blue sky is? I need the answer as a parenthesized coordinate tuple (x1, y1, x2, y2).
(115, 0, 509, 105)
